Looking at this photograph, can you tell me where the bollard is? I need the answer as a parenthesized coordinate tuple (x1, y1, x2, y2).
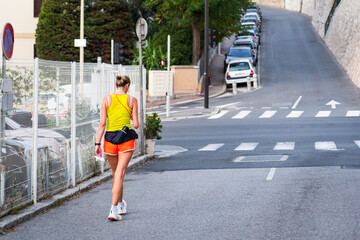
(232, 82, 237, 95)
(253, 77, 258, 88)
(247, 77, 251, 91)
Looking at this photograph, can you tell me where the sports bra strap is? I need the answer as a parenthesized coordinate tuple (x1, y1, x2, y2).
(129, 96, 133, 108)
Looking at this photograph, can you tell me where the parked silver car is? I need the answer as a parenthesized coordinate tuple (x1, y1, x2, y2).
(233, 39, 258, 64)
(224, 46, 255, 72)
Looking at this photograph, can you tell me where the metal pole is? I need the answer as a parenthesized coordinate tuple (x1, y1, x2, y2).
(32, 57, 39, 204)
(166, 35, 171, 118)
(79, 0, 84, 102)
(139, 39, 145, 155)
(56, 67, 60, 126)
(204, 0, 209, 109)
(71, 62, 76, 187)
(0, 54, 6, 206)
(111, 39, 114, 65)
(23, 68, 26, 111)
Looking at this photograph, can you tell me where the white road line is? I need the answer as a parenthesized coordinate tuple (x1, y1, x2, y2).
(315, 141, 337, 150)
(286, 111, 304, 118)
(266, 168, 276, 181)
(179, 106, 189, 109)
(273, 142, 295, 150)
(346, 111, 360, 117)
(198, 144, 224, 151)
(291, 96, 302, 109)
(157, 111, 179, 116)
(232, 111, 251, 119)
(259, 110, 277, 118)
(195, 106, 203, 109)
(261, 107, 272, 109)
(234, 143, 258, 151)
(216, 102, 241, 108)
(354, 140, 360, 148)
(315, 111, 331, 117)
(208, 110, 229, 119)
(233, 156, 246, 162)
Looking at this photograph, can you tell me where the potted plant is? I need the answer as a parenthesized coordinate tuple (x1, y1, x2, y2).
(145, 113, 162, 156)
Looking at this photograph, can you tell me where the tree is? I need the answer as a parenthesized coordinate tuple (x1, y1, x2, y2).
(144, 0, 251, 65)
(36, 0, 134, 64)
(86, 0, 134, 63)
(36, 0, 80, 61)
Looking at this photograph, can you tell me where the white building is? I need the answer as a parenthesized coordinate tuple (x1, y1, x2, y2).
(0, 0, 42, 59)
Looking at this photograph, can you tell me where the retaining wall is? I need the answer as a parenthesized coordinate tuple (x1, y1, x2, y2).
(254, 0, 360, 87)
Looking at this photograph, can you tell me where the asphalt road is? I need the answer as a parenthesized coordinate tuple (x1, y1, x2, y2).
(3, 5, 360, 240)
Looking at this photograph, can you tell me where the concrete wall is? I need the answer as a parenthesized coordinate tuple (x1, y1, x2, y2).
(254, 0, 360, 87)
(285, 0, 302, 12)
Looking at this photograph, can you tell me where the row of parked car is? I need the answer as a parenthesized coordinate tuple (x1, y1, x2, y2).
(224, 4, 262, 88)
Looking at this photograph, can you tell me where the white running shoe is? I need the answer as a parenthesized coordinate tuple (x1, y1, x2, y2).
(108, 209, 122, 221)
(118, 200, 127, 215)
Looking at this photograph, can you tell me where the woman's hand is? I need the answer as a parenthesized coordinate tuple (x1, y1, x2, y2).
(95, 145, 102, 157)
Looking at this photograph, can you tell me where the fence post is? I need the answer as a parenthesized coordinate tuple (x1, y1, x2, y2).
(0, 163, 5, 206)
(32, 57, 39, 204)
(56, 67, 60, 127)
(71, 61, 77, 187)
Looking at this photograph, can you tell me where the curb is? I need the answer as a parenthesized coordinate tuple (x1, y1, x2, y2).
(0, 154, 152, 232)
(147, 83, 227, 110)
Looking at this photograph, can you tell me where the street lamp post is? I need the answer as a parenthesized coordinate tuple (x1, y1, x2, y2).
(204, 0, 209, 109)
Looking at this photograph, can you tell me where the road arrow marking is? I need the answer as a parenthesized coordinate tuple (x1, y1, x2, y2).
(326, 100, 341, 109)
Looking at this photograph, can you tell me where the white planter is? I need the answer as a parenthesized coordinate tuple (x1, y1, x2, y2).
(145, 139, 156, 156)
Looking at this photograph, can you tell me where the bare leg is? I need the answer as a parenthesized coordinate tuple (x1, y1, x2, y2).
(112, 151, 133, 205)
(107, 154, 118, 186)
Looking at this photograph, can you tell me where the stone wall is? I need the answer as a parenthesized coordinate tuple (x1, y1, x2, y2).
(254, 0, 360, 87)
(253, 0, 285, 8)
(324, 0, 360, 87)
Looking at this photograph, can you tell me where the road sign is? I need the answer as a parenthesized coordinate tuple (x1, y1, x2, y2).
(1, 23, 14, 60)
(136, 40, 148, 49)
(136, 18, 148, 41)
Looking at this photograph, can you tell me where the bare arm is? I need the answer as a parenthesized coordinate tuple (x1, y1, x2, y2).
(95, 97, 107, 156)
(131, 97, 139, 129)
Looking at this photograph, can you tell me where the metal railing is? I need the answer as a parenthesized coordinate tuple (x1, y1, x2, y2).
(0, 58, 145, 216)
(325, 0, 342, 35)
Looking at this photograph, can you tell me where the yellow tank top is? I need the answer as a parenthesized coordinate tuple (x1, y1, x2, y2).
(106, 94, 132, 132)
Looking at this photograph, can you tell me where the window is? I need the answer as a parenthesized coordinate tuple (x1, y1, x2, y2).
(229, 62, 250, 72)
(34, 0, 43, 17)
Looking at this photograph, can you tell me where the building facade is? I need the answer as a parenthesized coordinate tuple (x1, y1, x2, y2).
(0, 0, 42, 59)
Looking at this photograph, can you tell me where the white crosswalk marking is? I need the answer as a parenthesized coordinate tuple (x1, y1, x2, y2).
(315, 111, 331, 117)
(273, 142, 295, 150)
(286, 111, 304, 118)
(354, 140, 360, 148)
(235, 143, 258, 151)
(232, 111, 251, 119)
(346, 111, 360, 117)
(259, 110, 277, 118)
(198, 144, 224, 151)
(208, 110, 229, 119)
(315, 141, 337, 150)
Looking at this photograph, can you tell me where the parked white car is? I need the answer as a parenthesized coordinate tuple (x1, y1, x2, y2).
(225, 59, 257, 87)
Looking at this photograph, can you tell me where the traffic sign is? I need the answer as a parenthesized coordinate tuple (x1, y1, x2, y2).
(136, 18, 148, 41)
(1, 23, 14, 60)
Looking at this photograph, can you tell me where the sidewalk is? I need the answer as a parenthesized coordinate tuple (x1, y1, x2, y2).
(0, 154, 152, 232)
(146, 35, 236, 111)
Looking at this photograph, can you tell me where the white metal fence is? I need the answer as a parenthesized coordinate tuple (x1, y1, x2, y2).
(0, 57, 145, 216)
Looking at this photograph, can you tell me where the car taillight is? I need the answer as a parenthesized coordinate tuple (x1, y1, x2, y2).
(250, 70, 254, 76)
(254, 36, 257, 40)
(226, 72, 231, 78)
